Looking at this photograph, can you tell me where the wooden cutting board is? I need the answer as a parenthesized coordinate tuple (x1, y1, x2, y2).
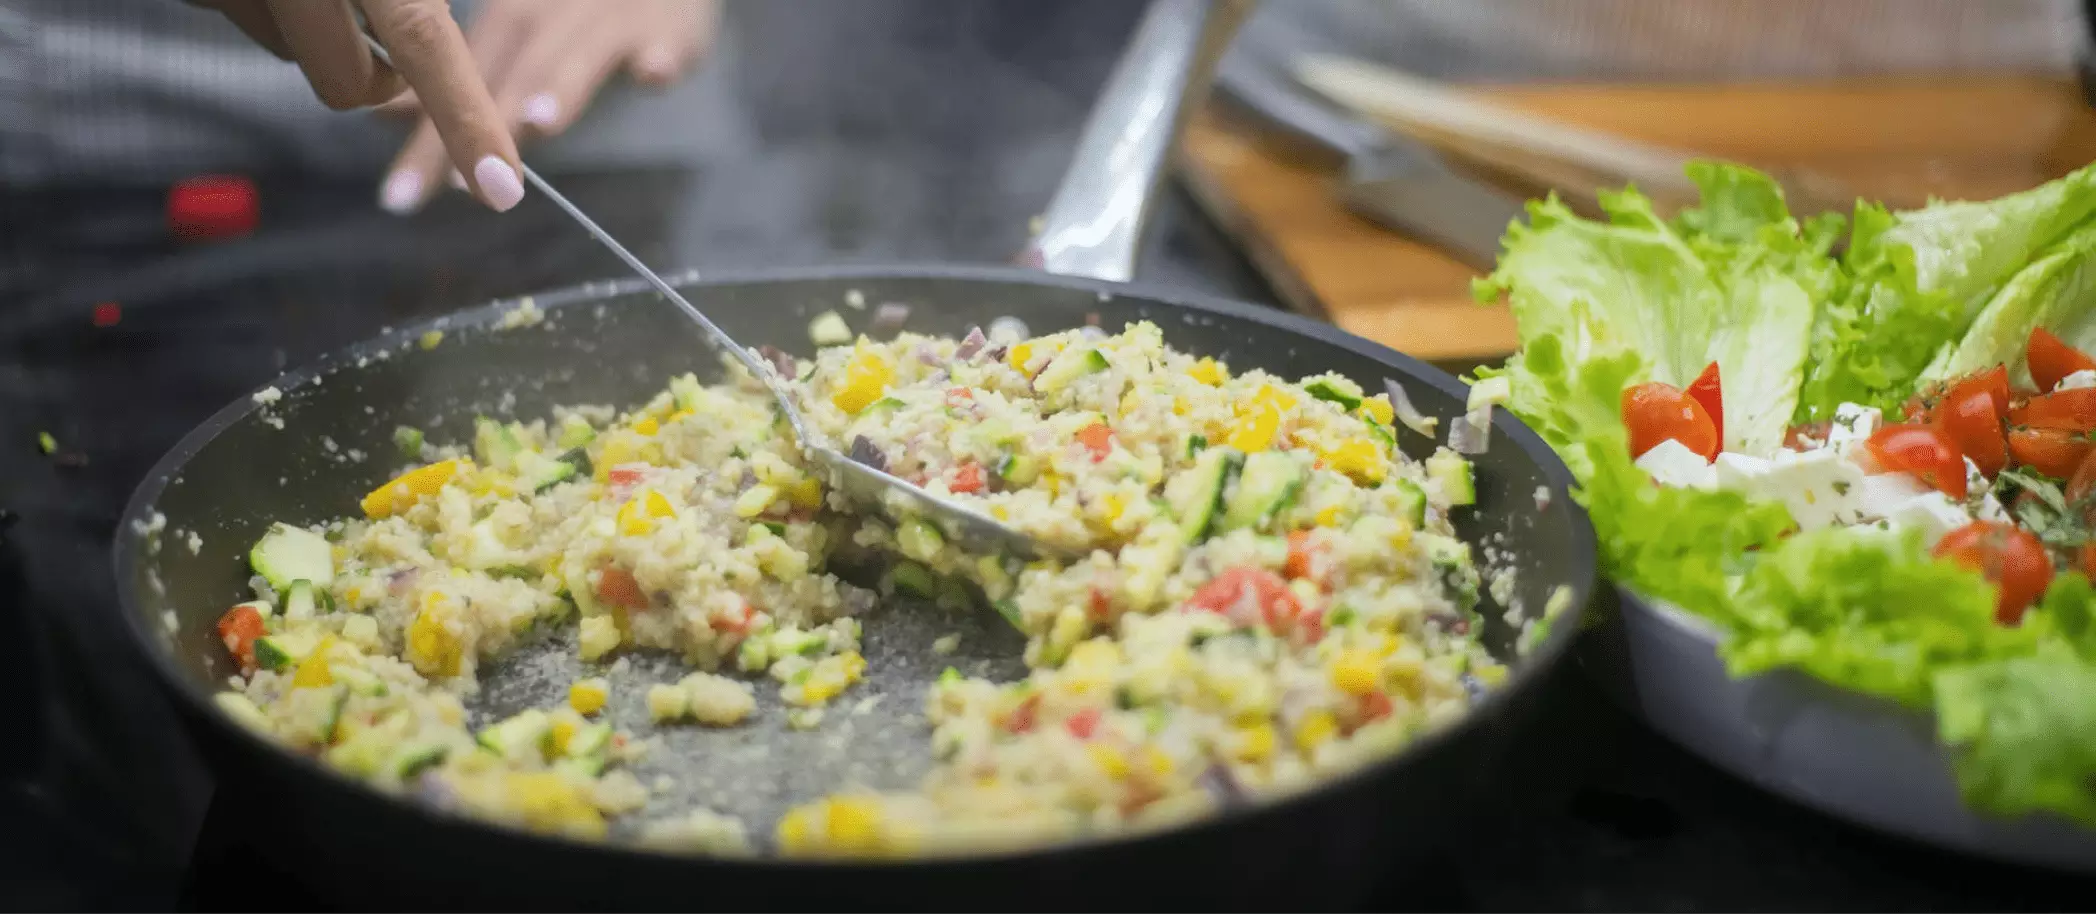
(1177, 76, 2096, 368)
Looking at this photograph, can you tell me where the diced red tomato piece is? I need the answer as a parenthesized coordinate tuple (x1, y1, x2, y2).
(951, 461, 986, 494)
(713, 598, 756, 634)
(1004, 693, 1040, 734)
(1283, 530, 1318, 581)
(1933, 522, 2053, 626)
(2011, 387, 2096, 432)
(1360, 690, 1393, 724)
(1064, 707, 1102, 740)
(607, 465, 647, 487)
(1936, 372, 2009, 478)
(217, 603, 265, 670)
(1620, 382, 1719, 461)
(1297, 608, 1326, 645)
(1183, 566, 1299, 631)
(1864, 424, 1967, 499)
(595, 566, 649, 610)
(1088, 587, 1114, 623)
(1686, 361, 1724, 446)
(2008, 427, 2093, 479)
(1077, 422, 1114, 462)
(2027, 327, 2096, 393)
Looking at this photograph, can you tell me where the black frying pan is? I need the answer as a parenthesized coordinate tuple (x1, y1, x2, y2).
(109, 3, 1596, 909)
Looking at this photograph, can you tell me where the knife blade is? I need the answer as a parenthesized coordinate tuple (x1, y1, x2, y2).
(1213, 46, 1524, 269)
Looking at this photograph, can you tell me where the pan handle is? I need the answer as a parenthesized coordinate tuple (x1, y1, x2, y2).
(1019, 0, 1254, 283)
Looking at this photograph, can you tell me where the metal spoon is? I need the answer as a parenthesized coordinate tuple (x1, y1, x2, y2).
(359, 35, 1063, 561)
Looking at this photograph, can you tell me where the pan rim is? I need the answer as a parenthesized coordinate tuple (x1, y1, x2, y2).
(111, 264, 1596, 873)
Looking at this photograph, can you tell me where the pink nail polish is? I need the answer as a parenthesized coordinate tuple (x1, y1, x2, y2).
(473, 155, 525, 212)
(379, 170, 423, 215)
(523, 93, 560, 128)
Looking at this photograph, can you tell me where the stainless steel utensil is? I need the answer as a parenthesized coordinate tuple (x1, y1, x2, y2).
(1213, 35, 1526, 269)
(360, 34, 1064, 562)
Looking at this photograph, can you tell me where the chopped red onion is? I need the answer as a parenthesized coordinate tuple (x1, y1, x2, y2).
(869, 302, 912, 336)
(849, 435, 889, 472)
(955, 326, 988, 360)
(1381, 378, 1439, 438)
(1449, 410, 1491, 454)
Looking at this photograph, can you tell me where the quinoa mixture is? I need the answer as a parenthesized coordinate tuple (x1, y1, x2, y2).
(208, 317, 1499, 858)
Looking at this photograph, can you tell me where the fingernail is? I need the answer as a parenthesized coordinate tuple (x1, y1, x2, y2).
(523, 93, 560, 128)
(379, 170, 423, 215)
(447, 169, 465, 190)
(474, 155, 525, 212)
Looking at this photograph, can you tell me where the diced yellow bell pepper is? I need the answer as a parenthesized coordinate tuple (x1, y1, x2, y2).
(632, 416, 660, 436)
(1226, 401, 1280, 453)
(1475, 662, 1508, 687)
(1233, 722, 1276, 762)
(1294, 710, 1339, 754)
(831, 351, 894, 414)
(1089, 743, 1130, 780)
(569, 678, 609, 715)
(825, 797, 883, 851)
(1360, 395, 1394, 427)
(734, 484, 779, 519)
(507, 772, 606, 837)
(645, 490, 676, 518)
(593, 436, 644, 483)
(1314, 505, 1341, 527)
(1322, 439, 1385, 485)
(360, 458, 467, 518)
(407, 595, 462, 678)
(549, 716, 579, 757)
(1007, 342, 1035, 374)
(784, 476, 824, 511)
(615, 499, 653, 537)
(1331, 650, 1381, 696)
(291, 636, 337, 688)
(1141, 745, 1175, 778)
(1188, 357, 1226, 386)
(777, 805, 814, 852)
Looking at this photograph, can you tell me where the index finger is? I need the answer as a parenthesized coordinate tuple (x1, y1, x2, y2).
(359, 0, 525, 212)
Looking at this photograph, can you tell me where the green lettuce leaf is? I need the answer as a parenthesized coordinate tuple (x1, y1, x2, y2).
(1798, 162, 2096, 417)
(1928, 219, 2096, 385)
(1935, 648, 2096, 825)
(1475, 161, 1838, 455)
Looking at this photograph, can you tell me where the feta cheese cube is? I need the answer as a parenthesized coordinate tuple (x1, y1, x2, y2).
(1884, 492, 1976, 547)
(1752, 448, 1869, 529)
(2059, 369, 2096, 390)
(1714, 452, 1772, 491)
(1824, 403, 1882, 456)
(1853, 472, 1932, 520)
(1635, 439, 1717, 490)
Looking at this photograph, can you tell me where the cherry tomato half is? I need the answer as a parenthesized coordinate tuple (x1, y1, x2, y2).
(1621, 382, 1719, 461)
(2027, 327, 2096, 393)
(1864, 423, 1968, 499)
(2008, 426, 2094, 479)
(217, 603, 265, 670)
(2069, 449, 2096, 505)
(1933, 521, 2053, 626)
(2010, 387, 2096, 432)
(1936, 371, 2009, 478)
(1686, 361, 1724, 447)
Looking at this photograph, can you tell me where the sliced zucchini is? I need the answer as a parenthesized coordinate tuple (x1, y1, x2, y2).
(1034, 346, 1110, 393)
(996, 450, 1040, 487)
(862, 396, 906, 415)
(522, 447, 590, 492)
(473, 417, 524, 471)
(250, 522, 334, 590)
(392, 426, 425, 460)
(213, 692, 273, 733)
(487, 564, 538, 580)
(316, 687, 350, 745)
(736, 636, 771, 673)
(335, 665, 387, 697)
(230, 598, 274, 621)
(1304, 377, 1364, 411)
(886, 561, 937, 599)
(770, 628, 828, 658)
(808, 310, 854, 347)
(254, 631, 322, 672)
(1220, 451, 1304, 533)
(1425, 450, 1476, 507)
(476, 709, 552, 763)
(391, 742, 449, 779)
(896, 518, 944, 562)
(283, 579, 320, 621)
(1165, 445, 1241, 544)
(1390, 479, 1428, 528)
(992, 599, 1023, 629)
(1184, 433, 1208, 459)
(558, 723, 614, 777)
(555, 414, 597, 450)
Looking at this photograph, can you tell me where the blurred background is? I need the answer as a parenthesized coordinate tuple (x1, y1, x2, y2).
(5, 0, 2096, 908)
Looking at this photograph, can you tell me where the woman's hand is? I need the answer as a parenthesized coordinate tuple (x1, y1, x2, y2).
(193, 0, 529, 213)
(374, 0, 720, 215)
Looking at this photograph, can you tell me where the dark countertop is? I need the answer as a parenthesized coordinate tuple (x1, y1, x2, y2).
(2, 1, 2093, 909)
